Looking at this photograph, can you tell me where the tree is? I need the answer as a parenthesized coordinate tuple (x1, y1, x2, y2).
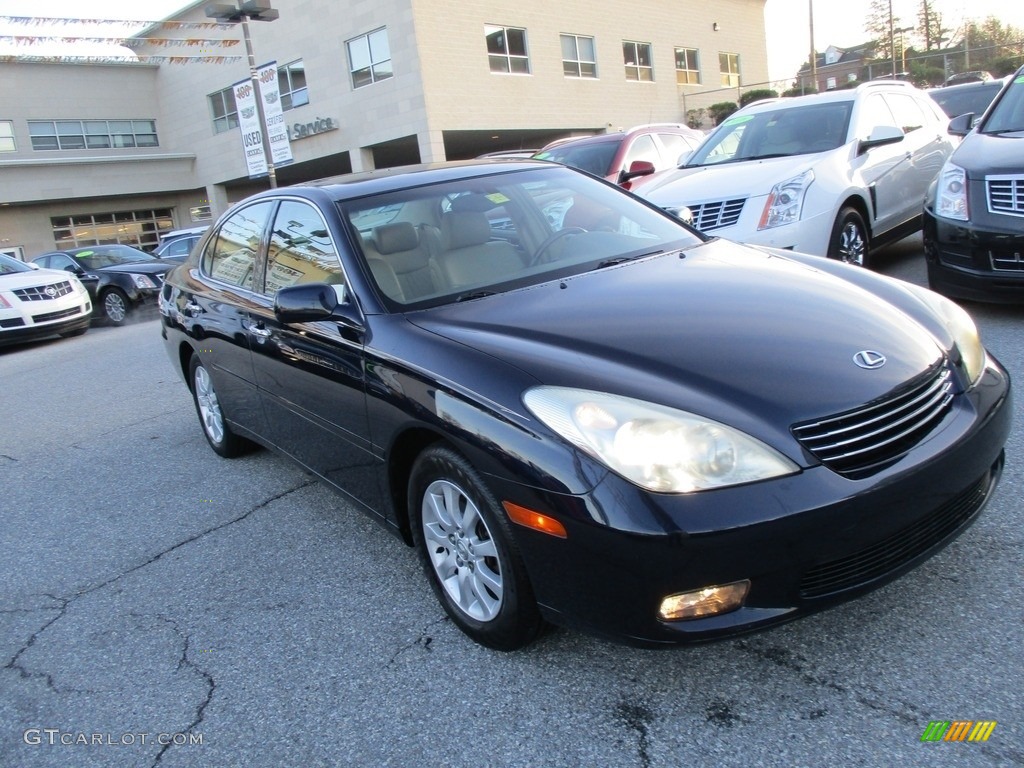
(865, 0, 896, 61)
(708, 102, 739, 126)
(739, 89, 778, 107)
(917, 0, 945, 51)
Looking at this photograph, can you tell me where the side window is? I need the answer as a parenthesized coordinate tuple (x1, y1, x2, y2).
(265, 200, 343, 294)
(856, 94, 898, 138)
(884, 93, 926, 133)
(201, 201, 273, 289)
(622, 134, 659, 169)
(658, 133, 695, 165)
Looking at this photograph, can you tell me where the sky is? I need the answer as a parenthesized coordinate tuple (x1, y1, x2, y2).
(2, 0, 1024, 80)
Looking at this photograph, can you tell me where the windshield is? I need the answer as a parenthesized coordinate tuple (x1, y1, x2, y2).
(930, 83, 1002, 119)
(687, 101, 853, 167)
(981, 73, 1024, 134)
(0, 253, 33, 275)
(69, 245, 152, 269)
(533, 139, 621, 178)
(339, 165, 700, 310)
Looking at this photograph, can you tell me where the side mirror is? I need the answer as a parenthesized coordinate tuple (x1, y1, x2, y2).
(274, 282, 344, 324)
(619, 160, 656, 185)
(857, 125, 904, 155)
(947, 112, 974, 137)
(63, 264, 86, 276)
(675, 150, 693, 167)
(28, 262, 40, 270)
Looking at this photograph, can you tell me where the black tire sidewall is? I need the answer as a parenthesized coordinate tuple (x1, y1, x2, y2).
(409, 445, 542, 651)
(828, 207, 869, 267)
(189, 355, 243, 458)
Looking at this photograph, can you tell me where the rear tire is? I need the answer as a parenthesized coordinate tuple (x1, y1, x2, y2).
(189, 355, 251, 458)
(827, 207, 869, 268)
(409, 445, 544, 651)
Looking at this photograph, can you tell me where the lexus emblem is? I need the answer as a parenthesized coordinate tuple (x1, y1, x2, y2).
(853, 350, 886, 369)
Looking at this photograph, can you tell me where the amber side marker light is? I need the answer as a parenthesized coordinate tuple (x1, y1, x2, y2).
(658, 580, 751, 621)
(502, 501, 567, 539)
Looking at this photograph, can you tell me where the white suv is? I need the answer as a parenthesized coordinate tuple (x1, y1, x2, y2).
(635, 82, 954, 268)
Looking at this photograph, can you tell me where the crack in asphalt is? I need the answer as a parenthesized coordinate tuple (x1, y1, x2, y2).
(613, 699, 654, 768)
(3, 478, 315, 698)
(388, 616, 450, 665)
(143, 614, 216, 768)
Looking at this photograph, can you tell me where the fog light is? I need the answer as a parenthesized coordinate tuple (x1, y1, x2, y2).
(658, 580, 750, 621)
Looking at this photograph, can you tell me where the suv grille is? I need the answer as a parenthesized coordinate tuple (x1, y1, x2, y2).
(689, 199, 746, 231)
(987, 175, 1024, 217)
(13, 281, 74, 301)
(792, 364, 953, 478)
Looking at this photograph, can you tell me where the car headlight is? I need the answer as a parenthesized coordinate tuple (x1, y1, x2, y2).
(906, 284, 986, 386)
(757, 170, 814, 230)
(523, 387, 799, 493)
(130, 274, 157, 289)
(935, 160, 968, 221)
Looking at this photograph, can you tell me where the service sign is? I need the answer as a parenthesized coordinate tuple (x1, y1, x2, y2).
(233, 77, 267, 178)
(256, 61, 294, 167)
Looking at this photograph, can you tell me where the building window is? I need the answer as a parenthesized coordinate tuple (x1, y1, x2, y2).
(51, 209, 174, 251)
(623, 41, 653, 81)
(561, 34, 596, 78)
(486, 25, 530, 74)
(0, 120, 14, 152)
(27, 120, 158, 151)
(209, 87, 238, 135)
(675, 47, 700, 85)
(826, 76, 837, 90)
(278, 60, 309, 110)
(719, 52, 740, 87)
(347, 28, 393, 89)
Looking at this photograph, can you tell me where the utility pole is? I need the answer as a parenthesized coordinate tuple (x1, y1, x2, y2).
(809, 0, 817, 92)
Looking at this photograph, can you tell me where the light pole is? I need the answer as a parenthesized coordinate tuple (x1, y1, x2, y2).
(206, 2, 280, 188)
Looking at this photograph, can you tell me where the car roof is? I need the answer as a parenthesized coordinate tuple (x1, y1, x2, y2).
(253, 159, 556, 203)
(735, 80, 923, 115)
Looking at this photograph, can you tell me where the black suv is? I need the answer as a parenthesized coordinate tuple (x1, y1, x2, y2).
(924, 67, 1024, 302)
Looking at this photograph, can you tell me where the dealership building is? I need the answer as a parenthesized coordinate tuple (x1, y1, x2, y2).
(0, 0, 769, 260)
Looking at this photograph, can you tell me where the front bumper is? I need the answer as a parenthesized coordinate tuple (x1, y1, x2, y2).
(495, 358, 1011, 646)
(0, 299, 92, 346)
(923, 206, 1024, 303)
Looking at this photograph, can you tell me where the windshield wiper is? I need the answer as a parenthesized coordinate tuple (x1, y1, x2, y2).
(455, 290, 497, 302)
(593, 250, 664, 270)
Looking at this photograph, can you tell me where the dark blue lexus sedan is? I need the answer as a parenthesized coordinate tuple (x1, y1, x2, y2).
(160, 160, 1010, 650)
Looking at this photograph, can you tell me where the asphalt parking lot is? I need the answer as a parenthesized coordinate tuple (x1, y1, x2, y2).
(2, 237, 1022, 768)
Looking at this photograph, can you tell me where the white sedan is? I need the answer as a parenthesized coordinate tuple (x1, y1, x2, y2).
(635, 81, 954, 268)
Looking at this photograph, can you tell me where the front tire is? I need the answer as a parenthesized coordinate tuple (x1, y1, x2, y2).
(409, 445, 543, 651)
(101, 288, 130, 325)
(189, 355, 251, 458)
(827, 207, 869, 267)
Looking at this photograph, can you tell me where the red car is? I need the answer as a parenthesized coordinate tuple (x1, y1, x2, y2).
(533, 124, 704, 189)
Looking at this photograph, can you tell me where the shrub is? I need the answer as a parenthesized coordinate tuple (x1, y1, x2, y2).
(708, 101, 739, 125)
(739, 88, 779, 107)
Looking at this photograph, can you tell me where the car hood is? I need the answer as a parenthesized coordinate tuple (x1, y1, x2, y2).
(954, 130, 1024, 176)
(97, 261, 169, 275)
(409, 239, 943, 446)
(638, 155, 818, 204)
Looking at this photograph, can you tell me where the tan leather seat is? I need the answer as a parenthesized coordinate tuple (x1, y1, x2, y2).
(370, 222, 442, 301)
(435, 211, 523, 288)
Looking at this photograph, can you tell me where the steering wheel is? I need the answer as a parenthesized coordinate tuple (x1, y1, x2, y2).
(529, 227, 586, 266)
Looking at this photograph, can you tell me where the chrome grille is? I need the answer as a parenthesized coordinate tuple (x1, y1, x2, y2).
(800, 468, 992, 598)
(13, 281, 74, 301)
(987, 175, 1024, 217)
(792, 365, 953, 477)
(689, 199, 746, 231)
(990, 248, 1024, 271)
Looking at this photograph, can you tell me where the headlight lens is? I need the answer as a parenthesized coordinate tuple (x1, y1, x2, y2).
(523, 387, 799, 493)
(758, 170, 814, 230)
(130, 274, 157, 289)
(935, 160, 968, 221)
(907, 285, 986, 386)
